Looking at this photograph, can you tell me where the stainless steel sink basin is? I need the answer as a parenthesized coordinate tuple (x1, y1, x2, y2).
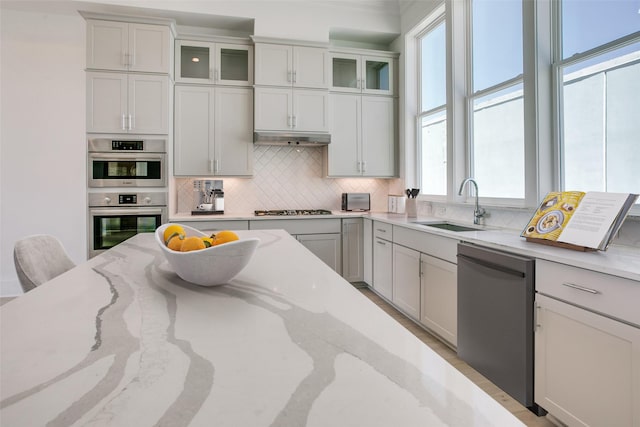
(412, 221, 484, 232)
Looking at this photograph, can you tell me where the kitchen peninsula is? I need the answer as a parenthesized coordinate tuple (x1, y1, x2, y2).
(0, 230, 524, 426)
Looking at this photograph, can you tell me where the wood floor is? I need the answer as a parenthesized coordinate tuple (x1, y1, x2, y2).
(358, 287, 559, 427)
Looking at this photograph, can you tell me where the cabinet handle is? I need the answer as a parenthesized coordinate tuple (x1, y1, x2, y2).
(214, 159, 219, 173)
(209, 159, 214, 173)
(287, 71, 292, 83)
(561, 282, 600, 294)
(128, 114, 133, 131)
(362, 161, 367, 172)
(376, 240, 386, 246)
(214, 69, 219, 82)
(122, 52, 128, 67)
(293, 70, 297, 83)
(376, 228, 387, 233)
(356, 161, 361, 172)
(292, 115, 297, 128)
(287, 116, 292, 128)
(121, 114, 127, 130)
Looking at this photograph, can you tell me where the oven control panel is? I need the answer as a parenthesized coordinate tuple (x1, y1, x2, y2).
(88, 192, 167, 207)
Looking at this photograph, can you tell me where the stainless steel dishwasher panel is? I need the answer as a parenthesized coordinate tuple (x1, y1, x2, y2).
(457, 242, 537, 411)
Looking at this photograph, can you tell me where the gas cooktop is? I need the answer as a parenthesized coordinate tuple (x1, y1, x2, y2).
(254, 209, 333, 216)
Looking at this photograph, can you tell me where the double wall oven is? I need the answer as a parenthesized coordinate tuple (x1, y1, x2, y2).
(87, 138, 167, 258)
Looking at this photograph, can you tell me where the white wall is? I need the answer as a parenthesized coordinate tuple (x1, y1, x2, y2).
(1, 6, 87, 296)
(0, 1, 405, 296)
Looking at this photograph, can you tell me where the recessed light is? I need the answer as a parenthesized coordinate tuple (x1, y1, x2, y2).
(192, 57, 200, 63)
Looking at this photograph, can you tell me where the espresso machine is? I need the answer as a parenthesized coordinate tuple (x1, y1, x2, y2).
(192, 179, 224, 215)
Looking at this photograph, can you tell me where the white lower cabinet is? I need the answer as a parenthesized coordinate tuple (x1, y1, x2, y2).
(420, 254, 457, 347)
(341, 218, 363, 282)
(297, 233, 341, 273)
(535, 260, 640, 426)
(392, 244, 420, 320)
(363, 218, 373, 285)
(535, 294, 640, 427)
(372, 221, 393, 300)
(249, 219, 341, 274)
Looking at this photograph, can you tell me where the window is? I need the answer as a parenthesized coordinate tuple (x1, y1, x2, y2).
(469, 0, 524, 199)
(418, 19, 447, 196)
(414, 0, 639, 209)
(557, 1, 640, 195)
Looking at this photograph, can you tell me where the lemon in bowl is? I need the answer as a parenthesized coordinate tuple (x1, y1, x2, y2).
(155, 224, 259, 286)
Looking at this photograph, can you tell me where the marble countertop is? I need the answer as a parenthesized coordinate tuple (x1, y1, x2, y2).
(171, 211, 640, 281)
(366, 213, 640, 282)
(0, 230, 525, 426)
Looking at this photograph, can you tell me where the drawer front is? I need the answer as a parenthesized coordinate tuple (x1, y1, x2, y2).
(249, 218, 341, 235)
(536, 260, 640, 327)
(177, 220, 249, 231)
(373, 221, 393, 240)
(393, 225, 458, 264)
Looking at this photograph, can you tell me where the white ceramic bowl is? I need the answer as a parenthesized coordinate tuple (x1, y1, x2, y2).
(155, 224, 259, 287)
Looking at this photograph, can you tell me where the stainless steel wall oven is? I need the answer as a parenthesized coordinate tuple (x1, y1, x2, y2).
(87, 137, 168, 258)
(88, 192, 167, 258)
(88, 138, 166, 187)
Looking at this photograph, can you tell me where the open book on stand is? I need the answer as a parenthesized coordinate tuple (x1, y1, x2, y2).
(521, 191, 638, 251)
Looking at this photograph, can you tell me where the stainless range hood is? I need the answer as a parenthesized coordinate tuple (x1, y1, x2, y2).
(253, 131, 331, 146)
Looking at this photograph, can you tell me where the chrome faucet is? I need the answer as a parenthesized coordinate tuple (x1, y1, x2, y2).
(458, 178, 486, 224)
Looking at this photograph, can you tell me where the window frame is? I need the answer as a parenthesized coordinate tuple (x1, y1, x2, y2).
(551, 0, 640, 199)
(417, 14, 448, 201)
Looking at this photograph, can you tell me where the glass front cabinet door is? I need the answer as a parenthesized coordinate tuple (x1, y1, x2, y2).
(175, 40, 253, 86)
(331, 53, 393, 95)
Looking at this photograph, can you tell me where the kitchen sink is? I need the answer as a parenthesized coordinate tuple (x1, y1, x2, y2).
(412, 221, 484, 232)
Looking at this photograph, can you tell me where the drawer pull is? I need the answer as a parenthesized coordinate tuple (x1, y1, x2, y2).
(376, 228, 387, 233)
(562, 282, 600, 294)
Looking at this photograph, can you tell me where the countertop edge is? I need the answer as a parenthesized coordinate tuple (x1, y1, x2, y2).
(170, 211, 640, 282)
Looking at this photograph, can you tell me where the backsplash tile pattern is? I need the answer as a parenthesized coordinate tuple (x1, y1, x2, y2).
(175, 145, 396, 214)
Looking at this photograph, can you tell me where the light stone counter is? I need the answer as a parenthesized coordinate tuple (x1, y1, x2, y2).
(171, 210, 640, 281)
(366, 213, 640, 282)
(0, 230, 524, 427)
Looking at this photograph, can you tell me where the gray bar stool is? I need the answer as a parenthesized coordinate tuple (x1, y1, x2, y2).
(13, 235, 76, 293)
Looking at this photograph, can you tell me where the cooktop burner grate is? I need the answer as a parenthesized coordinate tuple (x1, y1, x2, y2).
(254, 209, 333, 216)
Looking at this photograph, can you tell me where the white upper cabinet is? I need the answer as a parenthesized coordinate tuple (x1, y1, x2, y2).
(86, 71, 169, 134)
(327, 94, 396, 177)
(174, 85, 253, 176)
(86, 20, 172, 74)
(254, 87, 329, 132)
(331, 52, 394, 95)
(255, 43, 329, 89)
(175, 40, 253, 86)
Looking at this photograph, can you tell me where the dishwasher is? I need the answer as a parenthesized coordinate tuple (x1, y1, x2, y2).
(457, 242, 545, 415)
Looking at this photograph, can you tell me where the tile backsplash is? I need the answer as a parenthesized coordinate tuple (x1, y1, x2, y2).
(175, 145, 399, 213)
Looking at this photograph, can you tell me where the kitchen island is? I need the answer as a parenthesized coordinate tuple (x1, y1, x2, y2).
(0, 230, 524, 426)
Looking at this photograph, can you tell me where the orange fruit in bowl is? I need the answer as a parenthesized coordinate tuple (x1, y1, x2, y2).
(166, 234, 185, 251)
(180, 236, 206, 252)
(164, 225, 185, 244)
(211, 230, 239, 246)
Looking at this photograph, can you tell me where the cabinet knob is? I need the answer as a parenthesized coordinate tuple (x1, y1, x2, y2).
(104, 197, 112, 204)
